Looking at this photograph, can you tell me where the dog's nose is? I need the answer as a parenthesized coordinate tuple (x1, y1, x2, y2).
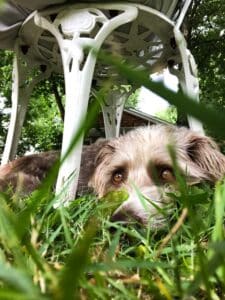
(110, 209, 142, 224)
(110, 210, 128, 223)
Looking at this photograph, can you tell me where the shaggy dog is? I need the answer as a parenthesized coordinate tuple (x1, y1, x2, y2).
(1, 125, 225, 226)
(89, 125, 225, 226)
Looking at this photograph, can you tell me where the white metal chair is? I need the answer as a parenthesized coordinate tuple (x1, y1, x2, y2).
(1, 0, 203, 205)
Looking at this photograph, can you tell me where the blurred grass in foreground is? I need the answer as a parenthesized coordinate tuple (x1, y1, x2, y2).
(0, 177, 224, 299)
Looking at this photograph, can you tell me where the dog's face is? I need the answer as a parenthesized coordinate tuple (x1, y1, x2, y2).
(89, 125, 225, 226)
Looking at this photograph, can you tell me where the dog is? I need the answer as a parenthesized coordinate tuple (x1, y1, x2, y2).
(89, 125, 225, 226)
(1, 125, 225, 226)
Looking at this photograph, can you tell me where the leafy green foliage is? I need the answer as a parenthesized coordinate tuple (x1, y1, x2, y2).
(155, 106, 177, 124)
(0, 50, 13, 100)
(19, 94, 63, 155)
(0, 50, 13, 149)
(188, 0, 225, 114)
(125, 87, 140, 109)
(0, 50, 64, 155)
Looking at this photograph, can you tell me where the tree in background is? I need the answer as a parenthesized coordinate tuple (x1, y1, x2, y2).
(155, 106, 177, 124)
(0, 51, 13, 153)
(0, 51, 64, 156)
(125, 88, 140, 109)
(187, 0, 225, 113)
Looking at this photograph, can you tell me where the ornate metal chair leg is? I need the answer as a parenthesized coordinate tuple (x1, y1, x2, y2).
(100, 88, 131, 138)
(1, 44, 51, 164)
(173, 27, 204, 133)
(35, 5, 138, 204)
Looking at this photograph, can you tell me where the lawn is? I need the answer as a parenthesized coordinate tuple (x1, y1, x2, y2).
(0, 173, 225, 300)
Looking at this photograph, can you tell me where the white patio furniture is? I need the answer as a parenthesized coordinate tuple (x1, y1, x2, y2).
(1, 0, 203, 205)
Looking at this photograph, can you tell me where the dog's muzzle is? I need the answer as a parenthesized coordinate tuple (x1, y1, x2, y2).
(110, 186, 172, 227)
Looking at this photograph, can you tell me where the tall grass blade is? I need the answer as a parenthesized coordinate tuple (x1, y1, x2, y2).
(57, 218, 98, 300)
(96, 50, 225, 137)
(0, 263, 43, 299)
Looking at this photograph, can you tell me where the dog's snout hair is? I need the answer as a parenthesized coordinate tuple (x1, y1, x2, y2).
(89, 125, 225, 226)
(110, 186, 172, 227)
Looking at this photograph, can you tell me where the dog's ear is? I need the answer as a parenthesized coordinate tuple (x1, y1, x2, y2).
(0, 151, 59, 195)
(11, 151, 59, 180)
(77, 139, 108, 194)
(186, 133, 225, 182)
(88, 141, 116, 196)
(94, 143, 116, 167)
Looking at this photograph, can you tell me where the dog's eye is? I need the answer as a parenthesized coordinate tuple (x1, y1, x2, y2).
(112, 169, 125, 185)
(150, 163, 175, 184)
(159, 168, 175, 183)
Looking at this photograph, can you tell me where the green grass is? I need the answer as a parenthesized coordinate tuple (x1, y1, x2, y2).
(0, 176, 225, 300)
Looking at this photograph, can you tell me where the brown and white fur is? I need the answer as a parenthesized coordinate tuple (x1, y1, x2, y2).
(89, 125, 225, 226)
(0, 142, 103, 196)
(1, 125, 225, 226)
